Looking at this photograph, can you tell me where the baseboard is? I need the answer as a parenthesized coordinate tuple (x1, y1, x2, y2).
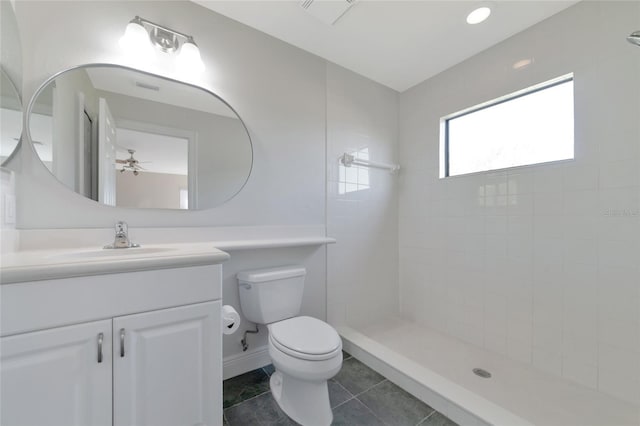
(223, 345, 271, 380)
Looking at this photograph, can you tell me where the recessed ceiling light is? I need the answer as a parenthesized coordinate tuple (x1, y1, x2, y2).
(466, 6, 491, 25)
(513, 58, 534, 70)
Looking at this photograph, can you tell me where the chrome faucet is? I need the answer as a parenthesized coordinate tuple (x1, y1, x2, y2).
(104, 221, 140, 249)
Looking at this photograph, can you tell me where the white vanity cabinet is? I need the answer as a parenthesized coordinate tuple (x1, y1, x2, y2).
(1, 319, 113, 426)
(0, 261, 226, 426)
(113, 301, 220, 426)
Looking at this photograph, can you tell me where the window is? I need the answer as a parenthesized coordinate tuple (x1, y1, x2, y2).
(338, 147, 370, 194)
(441, 74, 574, 177)
(180, 188, 189, 209)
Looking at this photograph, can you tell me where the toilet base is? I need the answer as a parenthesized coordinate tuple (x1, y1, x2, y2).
(270, 370, 333, 426)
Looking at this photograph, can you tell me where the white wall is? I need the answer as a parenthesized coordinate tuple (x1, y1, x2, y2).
(13, 0, 326, 229)
(399, 1, 640, 404)
(326, 63, 399, 328)
(9, 0, 402, 376)
(10, 0, 333, 375)
(50, 68, 98, 191)
(0, 0, 22, 98)
(116, 171, 187, 209)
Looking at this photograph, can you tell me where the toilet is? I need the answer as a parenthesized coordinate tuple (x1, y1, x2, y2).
(237, 266, 342, 426)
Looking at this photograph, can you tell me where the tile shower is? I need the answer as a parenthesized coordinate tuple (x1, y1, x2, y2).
(328, 1, 640, 425)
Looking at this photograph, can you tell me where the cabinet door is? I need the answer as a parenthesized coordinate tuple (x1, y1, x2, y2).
(113, 301, 221, 426)
(0, 320, 112, 426)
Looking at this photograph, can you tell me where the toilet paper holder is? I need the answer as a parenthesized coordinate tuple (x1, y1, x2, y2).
(222, 305, 241, 335)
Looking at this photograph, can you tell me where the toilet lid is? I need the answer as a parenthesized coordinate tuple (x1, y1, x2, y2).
(269, 316, 341, 358)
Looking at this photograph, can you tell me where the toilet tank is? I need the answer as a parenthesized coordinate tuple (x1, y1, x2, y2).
(237, 266, 306, 324)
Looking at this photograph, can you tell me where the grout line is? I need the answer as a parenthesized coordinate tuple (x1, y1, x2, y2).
(223, 389, 272, 410)
(354, 378, 441, 426)
(415, 409, 437, 426)
(332, 379, 355, 399)
(351, 380, 396, 426)
(354, 396, 393, 426)
(353, 378, 388, 398)
(329, 379, 357, 410)
(331, 395, 356, 411)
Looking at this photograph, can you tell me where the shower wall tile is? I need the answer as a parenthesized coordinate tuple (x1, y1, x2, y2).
(562, 165, 596, 191)
(598, 368, 640, 406)
(533, 167, 564, 194)
(507, 337, 532, 365)
(562, 358, 598, 389)
(326, 63, 399, 328)
(533, 346, 562, 376)
(483, 332, 508, 356)
(398, 0, 640, 404)
(599, 160, 640, 189)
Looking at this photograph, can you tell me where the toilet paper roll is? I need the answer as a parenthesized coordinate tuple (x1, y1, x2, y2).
(222, 305, 241, 335)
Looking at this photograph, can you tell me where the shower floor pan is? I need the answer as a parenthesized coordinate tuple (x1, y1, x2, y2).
(339, 318, 639, 426)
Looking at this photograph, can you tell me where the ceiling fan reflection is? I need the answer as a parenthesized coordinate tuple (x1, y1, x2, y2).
(116, 149, 150, 176)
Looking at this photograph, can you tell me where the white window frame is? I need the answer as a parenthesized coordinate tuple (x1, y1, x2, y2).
(440, 73, 574, 178)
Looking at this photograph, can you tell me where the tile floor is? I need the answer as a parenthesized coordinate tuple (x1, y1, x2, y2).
(223, 352, 459, 426)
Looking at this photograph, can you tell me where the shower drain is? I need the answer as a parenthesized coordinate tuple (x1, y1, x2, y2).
(473, 368, 492, 378)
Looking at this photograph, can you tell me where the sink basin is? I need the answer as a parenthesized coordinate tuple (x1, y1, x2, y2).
(49, 247, 177, 260)
(1, 243, 230, 285)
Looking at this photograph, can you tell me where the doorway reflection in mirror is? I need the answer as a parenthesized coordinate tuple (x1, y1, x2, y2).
(26, 64, 253, 210)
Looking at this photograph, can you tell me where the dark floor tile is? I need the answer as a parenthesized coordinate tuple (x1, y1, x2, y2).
(358, 380, 434, 426)
(331, 398, 385, 426)
(263, 364, 276, 376)
(223, 368, 271, 408)
(224, 392, 299, 426)
(419, 412, 459, 426)
(328, 379, 353, 408)
(333, 357, 385, 395)
(223, 414, 229, 425)
(342, 350, 352, 360)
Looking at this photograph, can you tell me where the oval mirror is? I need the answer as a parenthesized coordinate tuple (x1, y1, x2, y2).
(27, 64, 252, 209)
(1, 67, 22, 165)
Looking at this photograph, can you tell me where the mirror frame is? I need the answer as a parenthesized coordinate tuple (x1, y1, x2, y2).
(1, 66, 23, 167)
(25, 63, 253, 210)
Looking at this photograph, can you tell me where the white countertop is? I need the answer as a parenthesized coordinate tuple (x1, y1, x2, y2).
(0, 243, 230, 285)
(0, 235, 336, 284)
(208, 236, 336, 251)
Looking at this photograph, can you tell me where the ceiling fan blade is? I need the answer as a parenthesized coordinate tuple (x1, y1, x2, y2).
(116, 159, 128, 164)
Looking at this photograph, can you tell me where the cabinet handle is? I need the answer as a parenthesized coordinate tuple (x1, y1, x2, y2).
(97, 333, 104, 363)
(120, 328, 125, 358)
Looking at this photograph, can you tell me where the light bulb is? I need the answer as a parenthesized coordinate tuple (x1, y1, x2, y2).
(466, 6, 491, 24)
(177, 39, 205, 74)
(119, 18, 153, 58)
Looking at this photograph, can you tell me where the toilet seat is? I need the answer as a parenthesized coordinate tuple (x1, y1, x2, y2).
(269, 316, 341, 361)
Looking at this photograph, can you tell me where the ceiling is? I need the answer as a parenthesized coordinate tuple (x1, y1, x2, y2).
(193, 0, 578, 92)
(85, 67, 237, 118)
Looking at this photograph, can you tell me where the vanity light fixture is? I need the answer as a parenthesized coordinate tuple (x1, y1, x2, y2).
(176, 37, 205, 74)
(119, 16, 154, 58)
(466, 6, 491, 24)
(119, 16, 205, 72)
